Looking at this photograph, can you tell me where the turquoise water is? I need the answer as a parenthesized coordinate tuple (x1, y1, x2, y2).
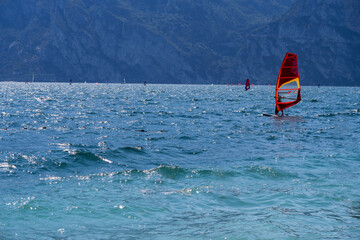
(0, 82, 359, 239)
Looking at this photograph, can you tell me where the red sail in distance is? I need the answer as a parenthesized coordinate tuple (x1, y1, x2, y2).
(245, 79, 250, 91)
(275, 53, 301, 114)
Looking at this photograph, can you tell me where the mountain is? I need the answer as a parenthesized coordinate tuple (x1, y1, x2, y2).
(0, 0, 359, 86)
(233, 0, 360, 86)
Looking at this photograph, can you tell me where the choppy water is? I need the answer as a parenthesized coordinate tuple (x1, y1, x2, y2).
(0, 82, 359, 239)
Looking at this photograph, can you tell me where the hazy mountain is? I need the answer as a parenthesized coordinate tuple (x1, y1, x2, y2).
(233, 0, 360, 86)
(0, 0, 358, 85)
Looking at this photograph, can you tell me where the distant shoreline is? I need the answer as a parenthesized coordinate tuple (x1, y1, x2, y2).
(0, 81, 358, 87)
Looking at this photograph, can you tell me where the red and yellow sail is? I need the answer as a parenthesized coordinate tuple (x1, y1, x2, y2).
(275, 53, 301, 114)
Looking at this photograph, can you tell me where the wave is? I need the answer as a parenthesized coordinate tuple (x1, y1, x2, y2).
(314, 111, 360, 117)
(0, 150, 118, 174)
(4, 151, 293, 182)
(114, 166, 242, 181)
(0, 162, 17, 171)
(1, 145, 149, 175)
(145, 165, 188, 180)
(115, 146, 146, 154)
(245, 164, 298, 179)
(32, 165, 244, 184)
(350, 201, 360, 220)
(2, 147, 297, 184)
(120, 166, 242, 180)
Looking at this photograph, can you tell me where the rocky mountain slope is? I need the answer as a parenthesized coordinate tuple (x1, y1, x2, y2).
(234, 0, 360, 86)
(0, 0, 358, 85)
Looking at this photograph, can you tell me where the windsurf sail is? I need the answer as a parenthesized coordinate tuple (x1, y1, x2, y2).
(245, 79, 250, 91)
(275, 53, 301, 114)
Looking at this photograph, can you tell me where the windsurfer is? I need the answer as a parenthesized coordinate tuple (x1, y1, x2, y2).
(275, 106, 283, 116)
(245, 79, 250, 91)
(275, 95, 284, 116)
(271, 53, 301, 117)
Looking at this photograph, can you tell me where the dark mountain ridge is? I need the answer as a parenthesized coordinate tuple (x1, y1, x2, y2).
(234, 0, 360, 86)
(0, 0, 359, 85)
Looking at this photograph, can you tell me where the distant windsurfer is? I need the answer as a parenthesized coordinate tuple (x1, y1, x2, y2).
(144, 81, 147, 86)
(70, 79, 72, 85)
(245, 78, 250, 91)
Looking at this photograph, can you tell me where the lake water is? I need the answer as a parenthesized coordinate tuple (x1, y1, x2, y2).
(0, 82, 359, 239)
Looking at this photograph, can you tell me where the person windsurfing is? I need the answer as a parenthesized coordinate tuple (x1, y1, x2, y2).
(274, 53, 301, 117)
(275, 108, 283, 116)
(275, 95, 284, 117)
(245, 79, 250, 91)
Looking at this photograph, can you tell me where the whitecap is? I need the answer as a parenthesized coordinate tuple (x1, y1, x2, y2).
(95, 154, 113, 164)
(0, 162, 17, 169)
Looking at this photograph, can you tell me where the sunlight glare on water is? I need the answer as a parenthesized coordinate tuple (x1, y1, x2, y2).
(0, 82, 359, 239)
